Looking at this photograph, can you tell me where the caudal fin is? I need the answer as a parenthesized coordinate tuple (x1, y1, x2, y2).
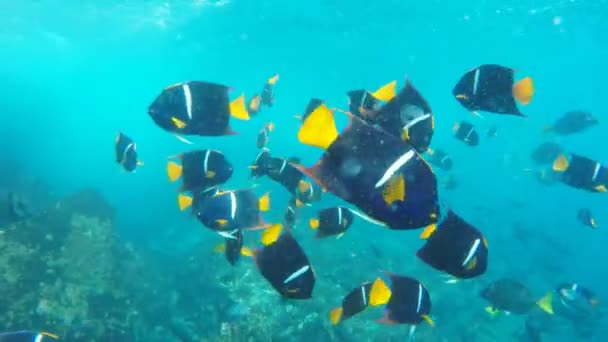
(512, 77, 534, 105)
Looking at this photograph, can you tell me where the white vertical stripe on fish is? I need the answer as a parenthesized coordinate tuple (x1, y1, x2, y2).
(279, 159, 288, 174)
(462, 238, 480, 267)
(338, 207, 343, 226)
(218, 229, 238, 240)
(592, 163, 601, 182)
(203, 150, 211, 175)
(473, 68, 480, 96)
(416, 284, 423, 313)
(283, 265, 310, 284)
(374, 150, 415, 189)
(402, 113, 431, 130)
(230, 192, 237, 220)
(36, 334, 44, 342)
(182, 84, 193, 120)
(361, 285, 368, 306)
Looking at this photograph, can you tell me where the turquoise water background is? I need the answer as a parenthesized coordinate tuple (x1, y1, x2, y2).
(1, 1, 607, 340)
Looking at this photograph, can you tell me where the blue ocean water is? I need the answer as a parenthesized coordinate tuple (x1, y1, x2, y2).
(1, 1, 607, 340)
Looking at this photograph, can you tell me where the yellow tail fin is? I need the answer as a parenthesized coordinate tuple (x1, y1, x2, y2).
(298, 180, 312, 193)
(537, 292, 554, 315)
(258, 192, 270, 212)
(178, 194, 193, 211)
(512, 77, 534, 105)
(261, 223, 283, 246)
(267, 74, 280, 85)
(330, 307, 343, 325)
(230, 94, 250, 120)
(552, 154, 569, 172)
(309, 218, 320, 230)
(369, 277, 392, 306)
(297, 103, 338, 150)
(372, 80, 397, 102)
(167, 161, 183, 182)
(241, 247, 253, 257)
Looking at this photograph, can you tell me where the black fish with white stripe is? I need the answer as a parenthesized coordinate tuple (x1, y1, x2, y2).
(552, 153, 608, 193)
(296, 103, 439, 229)
(309, 206, 354, 239)
(373, 79, 435, 153)
(253, 233, 316, 299)
(114, 132, 142, 172)
(148, 81, 250, 137)
(194, 189, 271, 233)
(426, 149, 453, 171)
(416, 210, 488, 278)
(330, 281, 376, 325)
(453, 121, 479, 146)
(452, 64, 534, 116)
(167, 149, 233, 193)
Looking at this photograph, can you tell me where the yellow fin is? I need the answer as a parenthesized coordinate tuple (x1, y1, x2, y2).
(167, 161, 183, 182)
(267, 122, 275, 131)
(296, 199, 304, 208)
(371, 80, 397, 101)
(513, 76, 534, 105)
(455, 94, 468, 100)
(485, 306, 500, 316)
(261, 223, 283, 246)
(241, 247, 253, 257)
(552, 154, 569, 172)
(298, 180, 312, 193)
(309, 218, 320, 230)
(420, 224, 436, 240)
(267, 74, 279, 85)
(178, 194, 193, 211)
(330, 307, 343, 325)
(465, 256, 477, 271)
(259, 192, 270, 212)
(537, 292, 554, 315)
(422, 314, 435, 327)
(216, 219, 228, 227)
(401, 128, 410, 141)
(590, 218, 598, 228)
(594, 185, 607, 192)
(206, 170, 216, 178)
(382, 174, 405, 205)
(369, 277, 392, 306)
(171, 117, 187, 129)
(229, 94, 250, 120)
(249, 95, 261, 112)
(214, 243, 226, 253)
(426, 148, 435, 156)
(41, 333, 59, 340)
(482, 236, 489, 248)
(297, 103, 338, 150)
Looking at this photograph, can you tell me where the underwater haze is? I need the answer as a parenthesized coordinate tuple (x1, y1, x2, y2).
(1, 0, 608, 341)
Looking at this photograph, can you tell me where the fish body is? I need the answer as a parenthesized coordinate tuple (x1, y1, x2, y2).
(194, 189, 269, 231)
(481, 279, 537, 314)
(374, 80, 434, 153)
(550, 111, 598, 135)
(253, 233, 315, 299)
(115, 132, 140, 172)
(297, 104, 439, 230)
(309, 206, 354, 239)
(453, 64, 534, 116)
(417, 210, 488, 278)
(552, 153, 608, 192)
(148, 81, 248, 136)
(531, 142, 563, 165)
(453, 121, 479, 146)
(167, 149, 233, 192)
